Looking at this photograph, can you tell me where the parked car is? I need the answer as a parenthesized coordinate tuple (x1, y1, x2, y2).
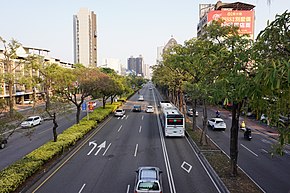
(21, 116, 43, 128)
(134, 166, 162, 193)
(146, 105, 154, 113)
(207, 118, 226, 131)
(114, 109, 125, 117)
(133, 105, 142, 112)
(138, 95, 144, 101)
(187, 109, 198, 117)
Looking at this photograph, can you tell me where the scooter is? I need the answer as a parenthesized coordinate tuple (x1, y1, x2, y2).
(244, 128, 252, 141)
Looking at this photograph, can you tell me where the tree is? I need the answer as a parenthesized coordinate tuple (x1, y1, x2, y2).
(253, 10, 290, 154)
(0, 37, 22, 116)
(54, 66, 102, 124)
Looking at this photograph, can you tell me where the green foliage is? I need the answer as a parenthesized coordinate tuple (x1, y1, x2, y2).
(0, 103, 119, 193)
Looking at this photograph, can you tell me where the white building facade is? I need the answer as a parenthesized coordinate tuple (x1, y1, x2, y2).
(73, 8, 97, 67)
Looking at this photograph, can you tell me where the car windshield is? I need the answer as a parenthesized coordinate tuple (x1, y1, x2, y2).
(116, 110, 123, 112)
(216, 121, 224, 124)
(25, 118, 33, 122)
(138, 182, 160, 190)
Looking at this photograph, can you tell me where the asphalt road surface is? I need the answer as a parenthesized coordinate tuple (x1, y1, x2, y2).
(26, 84, 219, 193)
(194, 105, 290, 193)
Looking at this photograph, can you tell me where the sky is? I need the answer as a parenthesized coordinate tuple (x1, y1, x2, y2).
(0, 0, 289, 66)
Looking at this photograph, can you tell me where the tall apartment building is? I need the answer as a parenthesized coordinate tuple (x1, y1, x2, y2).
(73, 8, 97, 67)
(197, 1, 255, 39)
(127, 55, 144, 77)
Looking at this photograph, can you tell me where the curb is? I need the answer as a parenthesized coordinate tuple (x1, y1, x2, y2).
(185, 131, 230, 193)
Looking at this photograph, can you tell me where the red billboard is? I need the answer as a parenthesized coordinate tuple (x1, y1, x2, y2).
(207, 10, 254, 38)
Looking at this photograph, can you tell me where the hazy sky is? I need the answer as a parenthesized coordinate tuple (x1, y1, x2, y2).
(0, 0, 288, 66)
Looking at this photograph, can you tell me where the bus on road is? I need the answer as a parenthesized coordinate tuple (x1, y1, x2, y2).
(159, 101, 185, 137)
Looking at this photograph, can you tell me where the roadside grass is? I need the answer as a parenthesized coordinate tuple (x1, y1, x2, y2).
(186, 122, 263, 193)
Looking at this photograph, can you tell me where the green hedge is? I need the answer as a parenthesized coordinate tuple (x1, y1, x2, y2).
(0, 102, 121, 193)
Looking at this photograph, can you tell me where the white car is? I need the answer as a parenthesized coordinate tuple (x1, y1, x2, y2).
(138, 95, 144, 101)
(134, 166, 162, 193)
(21, 116, 43, 128)
(207, 118, 226, 131)
(146, 106, 154, 113)
(114, 109, 125, 117)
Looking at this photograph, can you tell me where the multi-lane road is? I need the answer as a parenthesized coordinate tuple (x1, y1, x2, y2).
(1, 83, 289, 193)
(196, 104, 290, 192)
(24, 85, 220, 193)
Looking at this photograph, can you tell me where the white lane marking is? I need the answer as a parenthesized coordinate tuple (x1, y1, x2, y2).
(121, 116, 125, 120)
(117, 117, 120, 120)
(241, 144, 258, 157)
(153, 92, 176, 193)
(78, 183, 86, 193)
(103, 143, 111, 156)
(142, 115, 144, 120)
(118, 125, 123, 132)
(87, 141, 98, 156)
(126, 185, 130, 193)
(181, 161, 192, 173)
(134, 144, 138, 157)
(261, 139, 273, 144)
(139, 126, 142, 133)
(261, 149, 268, 153)
(126, 115, 129, 119)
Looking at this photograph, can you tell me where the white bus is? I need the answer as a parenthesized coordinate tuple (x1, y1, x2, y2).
(159, 101, 185, 137)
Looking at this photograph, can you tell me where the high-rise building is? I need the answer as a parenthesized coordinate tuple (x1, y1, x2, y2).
(127, 55, 144, 76)
(73, 8, 97, 67)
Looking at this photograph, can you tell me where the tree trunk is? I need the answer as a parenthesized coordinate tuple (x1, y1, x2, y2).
(8, 80, 14, 117)
(76, 104, 81, 124)
(200, 99, 208, 145)
(52, 112, 58, 142)
(192, 99, 197, 130)
(230, 101, 242, 176)
(102, 96, 106, 109)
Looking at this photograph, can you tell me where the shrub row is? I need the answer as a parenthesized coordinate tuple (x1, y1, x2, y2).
(0, 102, 122, 193)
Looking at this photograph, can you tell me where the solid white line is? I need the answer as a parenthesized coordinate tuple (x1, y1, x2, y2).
(103, 143, 111, 156)
(153, 91, 176, 193)
(185, 137, 221, 193)
(139, 126, 142, 133)
(261, 149, 268, 153)
(118, 125, 123, 132)
(241, 144, 258, 157)
(78, 183, 86, 193)
(126, 185, 130, 193)
(134, 144, 138, 157)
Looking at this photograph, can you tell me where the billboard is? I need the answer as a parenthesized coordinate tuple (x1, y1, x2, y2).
(207, 10, 254, 38)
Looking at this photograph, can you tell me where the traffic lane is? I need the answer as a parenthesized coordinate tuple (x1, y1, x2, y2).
(165, 136, 219, 193)
(0, 111, 86, 170)
(29, 113, 136, 193)
(196, 109, 290, 192)
(29, 106, 166, 193)
(134, 111, 171, 193)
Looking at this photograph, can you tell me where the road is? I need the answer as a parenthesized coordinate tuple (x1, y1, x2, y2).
(25, 84, 219, 193)
(194, 105, 290, 193)
(0, 105, 88, 170)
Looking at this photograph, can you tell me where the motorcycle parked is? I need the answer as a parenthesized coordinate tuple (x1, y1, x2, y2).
(244, 128, 252, 141)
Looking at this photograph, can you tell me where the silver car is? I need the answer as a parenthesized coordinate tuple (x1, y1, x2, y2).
(134, 166, 162, 193)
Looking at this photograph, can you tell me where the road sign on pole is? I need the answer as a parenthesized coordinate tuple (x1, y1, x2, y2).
(82, 102, 87, 111)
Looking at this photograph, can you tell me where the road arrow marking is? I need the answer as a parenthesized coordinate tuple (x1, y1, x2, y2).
(87, 141, 97, 155)
(181, 161, 192, 173)
(95, 141, 106, 155)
